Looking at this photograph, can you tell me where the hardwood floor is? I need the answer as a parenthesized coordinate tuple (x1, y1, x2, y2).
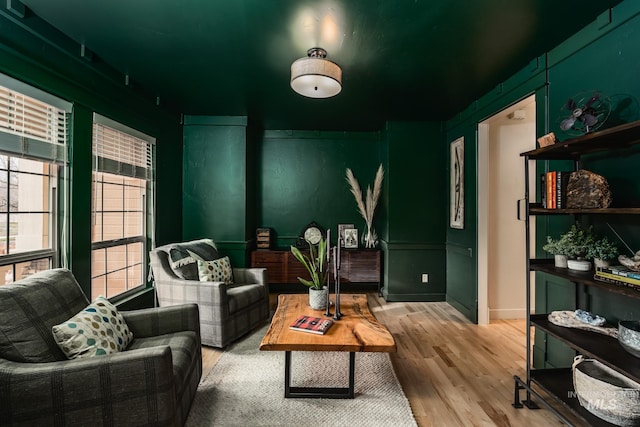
(200, 292, 580, 426)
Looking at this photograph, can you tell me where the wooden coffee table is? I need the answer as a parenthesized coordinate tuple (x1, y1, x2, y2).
(259, 293, 396, 398)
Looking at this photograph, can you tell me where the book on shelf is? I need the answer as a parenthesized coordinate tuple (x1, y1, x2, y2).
(596, 265, 640, 281)
(594, 272, 640, 291)
(289, 315, 334, 335)
(546, 171, 553, 208)
(595, 269, 640, 286)
(540, 173, 546, 208)
(555, 171, 571, 209)
(540, 171, 571, 209)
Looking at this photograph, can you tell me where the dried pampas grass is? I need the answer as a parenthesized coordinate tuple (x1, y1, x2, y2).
(346, 164, 384, 228)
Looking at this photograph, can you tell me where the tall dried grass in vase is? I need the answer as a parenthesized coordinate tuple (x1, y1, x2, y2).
(345, 164, 384, 248)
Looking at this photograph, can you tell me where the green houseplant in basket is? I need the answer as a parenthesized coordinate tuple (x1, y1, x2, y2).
(290, 237, 328, 309)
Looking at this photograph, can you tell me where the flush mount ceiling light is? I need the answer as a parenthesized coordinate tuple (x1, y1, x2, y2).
(290, 47, 342, 98)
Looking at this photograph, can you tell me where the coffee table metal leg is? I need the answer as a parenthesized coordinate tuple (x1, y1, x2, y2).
(284, 351, 355, 399)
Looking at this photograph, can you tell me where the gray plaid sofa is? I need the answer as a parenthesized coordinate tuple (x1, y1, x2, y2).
(0, 268, 202, 426)
(149, 239, 269, 348)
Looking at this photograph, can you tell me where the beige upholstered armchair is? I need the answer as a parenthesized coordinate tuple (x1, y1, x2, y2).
(149, 239, 269, 348)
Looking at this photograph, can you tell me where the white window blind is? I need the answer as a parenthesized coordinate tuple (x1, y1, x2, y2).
(92, 115, 154, 180)
(0, 83, 68, 163)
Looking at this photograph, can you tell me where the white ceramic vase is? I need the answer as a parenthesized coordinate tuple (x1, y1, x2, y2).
(567, 259, 591, 271)
(554, 254, 568, 268)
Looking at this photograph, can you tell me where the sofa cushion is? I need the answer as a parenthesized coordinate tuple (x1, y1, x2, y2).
(194, 255, 234, 284)
(0, 268, 89, 363)
(227, 284, 266, 314)
(52, 296, 134, 359)
(168, 239, 219, 280)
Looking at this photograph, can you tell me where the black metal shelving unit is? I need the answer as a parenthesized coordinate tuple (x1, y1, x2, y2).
(512, 120, 640, 426)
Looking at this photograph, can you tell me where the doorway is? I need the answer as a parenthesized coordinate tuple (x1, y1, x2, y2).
(477, 95, 536, 325)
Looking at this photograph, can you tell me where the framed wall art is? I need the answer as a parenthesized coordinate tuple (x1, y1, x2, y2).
(338, 223, 354, 247)
(344, 228, 358, 248)
(450, 137, 464, 229)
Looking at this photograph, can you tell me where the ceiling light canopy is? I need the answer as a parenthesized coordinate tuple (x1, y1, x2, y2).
(290, 47, 342, 98)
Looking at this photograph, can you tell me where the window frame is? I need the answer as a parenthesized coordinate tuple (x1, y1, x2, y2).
(0, 73, 70, 282)
(91, 114, 155, 300)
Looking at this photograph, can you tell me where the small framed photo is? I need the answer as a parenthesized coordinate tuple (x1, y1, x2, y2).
(338, 224, 355, 247)
(344, 228, 358, 248)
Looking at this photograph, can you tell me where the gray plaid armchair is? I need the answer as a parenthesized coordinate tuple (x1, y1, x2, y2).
(149, 239, 269, 348)
(0, 268, 202, 427)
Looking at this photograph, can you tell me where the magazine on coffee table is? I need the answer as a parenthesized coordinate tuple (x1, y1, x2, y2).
(289, 315, 334, 335)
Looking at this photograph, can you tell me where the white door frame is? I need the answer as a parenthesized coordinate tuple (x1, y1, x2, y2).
(477, 123, 490, 325)
(477, 96, 536, 325)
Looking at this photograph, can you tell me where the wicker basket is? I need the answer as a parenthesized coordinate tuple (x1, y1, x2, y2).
(572, 356, 640, 426)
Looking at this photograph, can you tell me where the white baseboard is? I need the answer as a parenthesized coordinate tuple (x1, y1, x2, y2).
(489, 308, 527, 320)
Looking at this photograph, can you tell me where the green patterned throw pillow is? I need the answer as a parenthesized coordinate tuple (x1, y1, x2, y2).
(52, 296, 133, 359)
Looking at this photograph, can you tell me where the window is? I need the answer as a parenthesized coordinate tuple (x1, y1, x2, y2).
(91, 115, 155, 299)
(0, 75, 70, 285)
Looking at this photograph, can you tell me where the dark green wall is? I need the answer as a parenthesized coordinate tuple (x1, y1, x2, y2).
(258, 130, 383, 246)
(182, 116, 252, 266)
(182, 122, 447, 301)
(383, 122, 447, 301)
(445, 1, 640, 366)
(0, 7, 183, 301)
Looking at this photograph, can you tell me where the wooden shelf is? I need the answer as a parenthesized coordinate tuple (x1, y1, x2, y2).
(530, 369, 618, 426)
(528, 204, 640, 215)
(521, 119, 640, 160)
(516, 119, 640, 426)
(529, 259, 640, 300)
(530, 314, 640, 383)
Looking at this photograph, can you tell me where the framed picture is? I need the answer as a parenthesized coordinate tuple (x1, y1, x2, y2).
(344, 228, 358, 248)
(450, 137, 464, 229)
(338, 223, 354, 247)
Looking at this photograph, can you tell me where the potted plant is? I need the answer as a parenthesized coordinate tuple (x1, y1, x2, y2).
(587, 236, 619, 268)
(290, 237, 328, 309)
(542, 235, 569, 268)
(543, 222, 594, 270)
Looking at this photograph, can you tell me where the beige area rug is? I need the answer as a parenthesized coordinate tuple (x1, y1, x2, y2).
(186, 325, 417, 427)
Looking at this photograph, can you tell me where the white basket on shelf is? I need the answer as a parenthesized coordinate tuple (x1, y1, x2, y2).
(572, 356, 640, 426)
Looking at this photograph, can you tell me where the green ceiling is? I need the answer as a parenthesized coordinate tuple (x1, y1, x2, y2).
(18, 0, 621, 130)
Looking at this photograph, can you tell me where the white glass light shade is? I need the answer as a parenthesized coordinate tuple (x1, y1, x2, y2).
(290, 56, 342, 98)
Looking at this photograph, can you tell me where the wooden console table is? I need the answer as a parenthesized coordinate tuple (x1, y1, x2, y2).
(250, 248, 381, 294)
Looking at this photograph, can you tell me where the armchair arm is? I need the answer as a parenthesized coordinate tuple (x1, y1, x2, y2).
(123, 303, 200, 339)
(0, 347, 177, 425)
(153, 274, 232, 320)
(232, 267, 268, 287)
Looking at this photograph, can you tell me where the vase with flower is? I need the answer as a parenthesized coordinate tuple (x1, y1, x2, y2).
(345, 164, 384, 249)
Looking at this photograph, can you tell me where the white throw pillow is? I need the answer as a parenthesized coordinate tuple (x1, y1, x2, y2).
(194, 254, 234, 284)
(52, 296, 133, 359)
